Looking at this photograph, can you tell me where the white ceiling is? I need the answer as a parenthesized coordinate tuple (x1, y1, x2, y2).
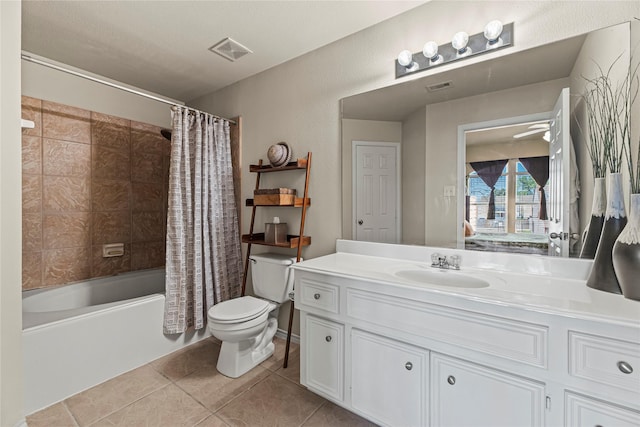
(21, 0, 426, 102)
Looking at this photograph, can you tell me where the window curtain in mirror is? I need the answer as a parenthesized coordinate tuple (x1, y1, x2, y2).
(164, 107, 242, 334)
(519, 156, 550, 221)
(469, 159, 508, 220)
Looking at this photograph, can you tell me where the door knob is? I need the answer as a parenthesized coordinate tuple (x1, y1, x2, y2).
(358, 219, 363, 225)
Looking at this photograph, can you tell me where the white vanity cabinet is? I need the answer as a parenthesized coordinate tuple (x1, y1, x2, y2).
(351, 329, 428, 426)
(293, 247, 640, 427)
(431, 353, 545, 427)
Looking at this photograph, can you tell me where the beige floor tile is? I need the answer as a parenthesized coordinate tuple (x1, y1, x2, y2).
(260, 337, 299, 372)
(196, 414, 231, 427)
(26, 402, 78, 427)
(275, 347, 300, 385)
(217, 374, 324, 427)
(65, 365, 170, 426)
(151, 339, 220, 381)
(302, 401, 378, 427)
(176, 364, 270, 412)
(91, 384, 210, 427)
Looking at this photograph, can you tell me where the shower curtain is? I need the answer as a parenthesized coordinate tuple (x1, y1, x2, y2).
(163, 106, 242, 334)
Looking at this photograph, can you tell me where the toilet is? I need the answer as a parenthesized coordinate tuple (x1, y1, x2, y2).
(207, 253, 298, 378)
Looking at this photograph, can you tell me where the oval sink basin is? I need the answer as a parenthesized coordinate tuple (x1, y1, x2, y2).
(394, 269, 490, 288)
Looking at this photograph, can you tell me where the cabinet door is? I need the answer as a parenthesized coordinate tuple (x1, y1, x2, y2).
(431, 353, 545, 427)
(305, 315, 344, 401)
(566, 392, 640, 427)
(351, 329, 428, 427)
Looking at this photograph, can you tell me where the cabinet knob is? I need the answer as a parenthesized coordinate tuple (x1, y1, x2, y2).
(405, 362, 413, 371)
(314, 293, 321, 300)
(617, 361, 633, 374)
(447, 375, 456, 385)
(358, 219, 364, 225)
(325, 335, 332, 342)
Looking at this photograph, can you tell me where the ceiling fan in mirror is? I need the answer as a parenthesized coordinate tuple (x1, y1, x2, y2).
(513, 122, 551, 141)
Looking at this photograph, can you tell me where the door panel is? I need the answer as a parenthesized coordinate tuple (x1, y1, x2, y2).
(548, 87, 571, 257)
(354, 143, 399, 243)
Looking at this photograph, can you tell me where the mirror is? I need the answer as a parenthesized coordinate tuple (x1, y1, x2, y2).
(341, 22, 632, 257)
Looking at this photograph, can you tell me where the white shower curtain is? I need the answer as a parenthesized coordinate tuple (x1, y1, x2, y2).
(163, 106, 242, 334)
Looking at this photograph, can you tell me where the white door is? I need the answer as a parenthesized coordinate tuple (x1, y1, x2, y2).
(353, 142, 400, 243)
(548, 88, 571, 257)
(431, 353, 545, 427)
(351, 329, 428, 427)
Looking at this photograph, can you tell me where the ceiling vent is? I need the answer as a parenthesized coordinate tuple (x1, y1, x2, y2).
(209, 37, 253, 62)
(426, 81, 453, 92)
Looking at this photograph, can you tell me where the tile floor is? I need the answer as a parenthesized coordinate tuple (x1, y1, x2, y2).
(26, 337, 376, 427)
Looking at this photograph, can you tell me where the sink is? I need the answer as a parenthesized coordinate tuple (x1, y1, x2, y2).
(394, 268, 490, 288)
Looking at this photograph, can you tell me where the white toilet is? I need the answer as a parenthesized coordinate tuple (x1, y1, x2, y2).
(207, 253, 297, 378)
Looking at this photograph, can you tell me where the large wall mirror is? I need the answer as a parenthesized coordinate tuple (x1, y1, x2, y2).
(341, 21, 635, 258)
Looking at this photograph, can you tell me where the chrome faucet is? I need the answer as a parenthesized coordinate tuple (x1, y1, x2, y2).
(430, 253, 461, 270)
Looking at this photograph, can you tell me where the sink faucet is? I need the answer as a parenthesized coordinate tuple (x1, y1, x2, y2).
(430, 253, 461, 270)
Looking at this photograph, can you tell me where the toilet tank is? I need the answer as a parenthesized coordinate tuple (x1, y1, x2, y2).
(250, 253, 299, 303)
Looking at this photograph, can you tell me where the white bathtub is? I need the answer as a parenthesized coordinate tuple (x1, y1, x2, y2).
(22, 268, 208, 415)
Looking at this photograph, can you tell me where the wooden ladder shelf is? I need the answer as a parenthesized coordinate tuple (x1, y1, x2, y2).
(241, 152, 312, 368)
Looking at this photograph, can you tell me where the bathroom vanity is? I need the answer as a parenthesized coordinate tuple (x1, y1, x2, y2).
(292, 240, 640, 427)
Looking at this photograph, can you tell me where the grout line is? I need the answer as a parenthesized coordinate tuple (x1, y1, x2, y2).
(83, 381, 172, 427)
(61, 400, 81, 427)
(298, 399, 328, 427)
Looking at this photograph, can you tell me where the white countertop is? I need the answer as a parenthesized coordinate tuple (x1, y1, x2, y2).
(292, 243, 640, 328)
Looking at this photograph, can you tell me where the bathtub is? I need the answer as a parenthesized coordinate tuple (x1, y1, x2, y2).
(22, 268, 209, 415)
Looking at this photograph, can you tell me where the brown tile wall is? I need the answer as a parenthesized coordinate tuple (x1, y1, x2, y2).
(21, 96, 169, 290)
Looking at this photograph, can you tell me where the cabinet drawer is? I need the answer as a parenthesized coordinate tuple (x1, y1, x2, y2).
(347, 288, 548, 367)
(569, 331, 640, 394)
(566, 392, 640, 427)
(299, 279, 339, 314)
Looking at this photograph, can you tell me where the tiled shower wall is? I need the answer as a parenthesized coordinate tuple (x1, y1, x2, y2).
(21, 96, 169, 290)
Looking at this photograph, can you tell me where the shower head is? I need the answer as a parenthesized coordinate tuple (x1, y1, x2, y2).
(160, 129, 172, 141)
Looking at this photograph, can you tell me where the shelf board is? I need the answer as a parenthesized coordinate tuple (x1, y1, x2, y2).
(241, 233, 311, 248)
(246, 197, 311, 207)
(249, 158, 308, 173)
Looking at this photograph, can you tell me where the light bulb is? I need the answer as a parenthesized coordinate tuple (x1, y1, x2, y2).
(452, 31, 471, 57)
(397, 50, 414, 67)
(484, 20, 504, 48)
(422, 41, 443, 65)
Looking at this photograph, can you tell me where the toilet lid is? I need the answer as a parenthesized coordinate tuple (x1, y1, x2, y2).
(208, 296, 270, 323)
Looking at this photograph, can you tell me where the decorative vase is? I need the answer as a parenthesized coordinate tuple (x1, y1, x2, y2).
(613, 194, 640, 300)
(586, 172, 627, 294)
(580, 177, 606, 259)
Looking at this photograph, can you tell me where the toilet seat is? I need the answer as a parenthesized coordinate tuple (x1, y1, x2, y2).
(207, 296, 271, 324)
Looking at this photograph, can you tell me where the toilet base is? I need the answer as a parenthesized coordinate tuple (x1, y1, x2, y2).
(216, 318, 277, 378)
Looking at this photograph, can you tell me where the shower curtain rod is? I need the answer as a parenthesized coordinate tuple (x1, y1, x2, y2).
(21, 53, 235, 124)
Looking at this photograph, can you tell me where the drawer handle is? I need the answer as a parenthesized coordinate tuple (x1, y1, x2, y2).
(314, 293, 321, 300)
(617, 361, 633, 374)
(405, 362, 413, 371)
(447, 375, 456, 385)
(325, 335, 332, 342)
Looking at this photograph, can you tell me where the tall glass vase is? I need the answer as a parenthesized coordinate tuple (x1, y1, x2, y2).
(586, 172, 627, 294)
(580, 177, 606, 259)
(613, 194, 640, 300)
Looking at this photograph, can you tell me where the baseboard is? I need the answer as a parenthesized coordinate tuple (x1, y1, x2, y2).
(275, 328, 300, 344)
(14, 418, 28, 427)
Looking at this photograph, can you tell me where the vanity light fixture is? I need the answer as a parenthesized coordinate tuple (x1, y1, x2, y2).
(484, 20, 504, 48)
(423, 41, 443, 65)
(395, 21, 513, 79)
(397, 49, 419, 72)
(452, 32, 471, 57)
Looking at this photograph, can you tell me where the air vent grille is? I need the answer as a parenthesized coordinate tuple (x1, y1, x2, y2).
(209, 37, 253, 62)
(426, 81, 453, 92)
